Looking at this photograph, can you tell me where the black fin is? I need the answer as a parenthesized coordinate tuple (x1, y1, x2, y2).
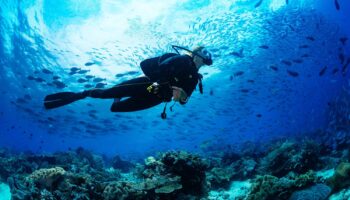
(44, 92, 83, 109)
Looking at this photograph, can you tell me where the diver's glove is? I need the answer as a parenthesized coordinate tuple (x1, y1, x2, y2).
(147, 82, 160, 94)
(147, 82, 173, 102)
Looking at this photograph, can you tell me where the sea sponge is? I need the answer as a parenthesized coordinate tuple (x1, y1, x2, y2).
(327, 162, 350, 191)
(28, 167, 65, 188)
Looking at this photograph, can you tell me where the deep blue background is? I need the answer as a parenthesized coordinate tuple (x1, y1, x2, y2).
(0, 0, 349, 159)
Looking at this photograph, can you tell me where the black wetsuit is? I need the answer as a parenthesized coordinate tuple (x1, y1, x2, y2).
(86, 53, 202, 112)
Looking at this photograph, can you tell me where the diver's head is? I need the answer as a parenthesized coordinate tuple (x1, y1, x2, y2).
(191, 46, 213, 68)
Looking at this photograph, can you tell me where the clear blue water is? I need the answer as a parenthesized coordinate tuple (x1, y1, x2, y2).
(0, 0, 349, 159)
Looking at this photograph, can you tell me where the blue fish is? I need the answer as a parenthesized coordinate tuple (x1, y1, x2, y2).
(269, 65, 278, 71)
(35, 77, 45, 83)
(334, 0, 340, 10)
(229, 48, 244, 58)
(95, 83, 107, 88)
(84, 84, 94, 88)
(16, 98, 27, 104)
(340, 37, 348, 45)
(254, 0, 264, 8)
(52, 80, 66, 89)
(339, 53, 345, 64)
(126, 71, 139, 76)
(259, 45, 269, 49)
(299, 44, 309, 48)
(287, 70, 299, 77)
(234, 71, 244, 76)
(70, 67, 80, 72)
(27, 75, 35, 80)
(306, 36, 315, 41)
(77, 70, 90, 74)
(301, 54, 310, 58)
(42, 68, 53, 74)
(77, 78, 88, 83)
(85, 75, 94, 79)
(292, 59, 303, 64)
(281, 60, 292, 66)
(85, 62, 95, 66)
(342, 58, 350, 76)
(93, 78, 106, 82)
(115, 74, 124, 78)
(332, 68, 339, 74)
(288, 25, 295, 31)
(319, 66, 327, 76)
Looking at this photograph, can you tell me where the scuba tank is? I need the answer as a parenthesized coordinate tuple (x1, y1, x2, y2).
(140, 53, 178, 81)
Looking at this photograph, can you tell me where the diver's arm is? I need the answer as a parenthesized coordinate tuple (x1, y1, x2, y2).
(177, 77, 198, 105)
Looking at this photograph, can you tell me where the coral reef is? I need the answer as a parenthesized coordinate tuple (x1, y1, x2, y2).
(206, 158, 257, 189)
(134, 151, 209, 198)
(258, 141, 322, 177)
(207, 166, 235, 189)
(0, 149, 210, 200)
(245, 171, 317, 200)
(0, 132, 349, 200)
(160, 151, 209, 195)
(1, 88, 349, 200)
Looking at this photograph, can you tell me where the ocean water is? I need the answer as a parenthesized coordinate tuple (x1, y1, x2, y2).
(1, 0, 350, 199)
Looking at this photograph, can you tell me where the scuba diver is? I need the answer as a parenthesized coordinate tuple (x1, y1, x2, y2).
(43, 45, 213, 119)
